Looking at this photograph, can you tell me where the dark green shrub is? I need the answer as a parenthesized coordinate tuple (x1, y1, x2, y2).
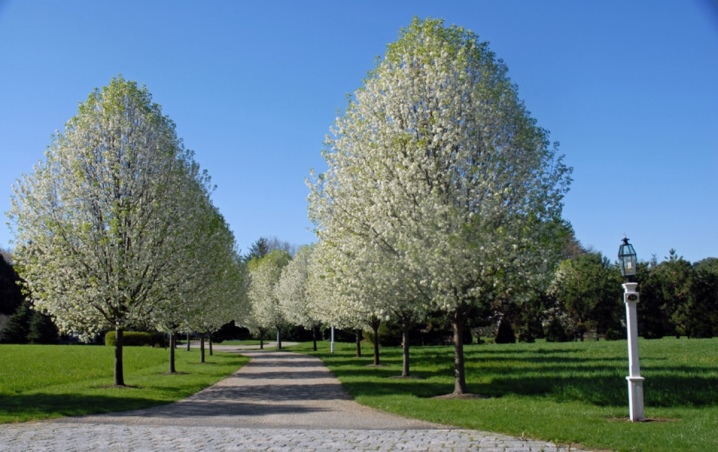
(2, 300, 32, 343)
(0, 253, 24, 316)
(364, 321, 402, 347)
(518, 329, 535, 343)
(605, 327, 626, 341)
(495, 318, 516, 344)
(545, 318, 570, 342)
(105, 331, 167, 347)
(283, 325, 315, 342)
(212, 321, 252, 342)
(27, 311, 59, 344)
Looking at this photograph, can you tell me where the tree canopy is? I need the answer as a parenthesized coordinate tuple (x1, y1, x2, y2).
(9, 76, 243, 384)
(308, 18, 572, 394)
(247, 249, 292, 348)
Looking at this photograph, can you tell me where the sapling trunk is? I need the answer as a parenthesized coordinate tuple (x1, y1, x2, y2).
(452, 308, 468, 394)
(401, 320, 410, 378)
(169, 332, 176, 373)
(371, 317, 381, 366)
(114, 327, 125, 386)
(312, 324, 318, 351)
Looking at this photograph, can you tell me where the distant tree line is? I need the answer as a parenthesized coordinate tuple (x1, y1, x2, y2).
(540, 245, 718, 342)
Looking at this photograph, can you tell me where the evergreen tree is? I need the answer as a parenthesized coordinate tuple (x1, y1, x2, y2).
(2, 300, 32, 343)
(495, 317, 517, 344)
(245, 237, 270, 262)
(0, 251, 24, 316)
(27, 310, 60, 344)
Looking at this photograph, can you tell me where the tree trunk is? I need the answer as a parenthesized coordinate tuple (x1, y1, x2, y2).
(355, 328, 362, 357)
(200, 334, 206, 363)
(452, 308, 468, 394)
(169, 332, 176, 373)
(312, 324, 318, 351)
(277, 328, 282, 350)
(114, 327, 125, 386)
(209, 332, 213, 356)
(371, 317, 381, 366)
(186, 332, 191, 351)
(401, 319, 410, 378)
(260, 329, 264, 350)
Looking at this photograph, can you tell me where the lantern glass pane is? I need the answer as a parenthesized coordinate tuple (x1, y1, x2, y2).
(618, 240, 637, 278)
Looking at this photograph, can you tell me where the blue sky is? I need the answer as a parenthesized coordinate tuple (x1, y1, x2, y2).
(1, 1, 716, 263)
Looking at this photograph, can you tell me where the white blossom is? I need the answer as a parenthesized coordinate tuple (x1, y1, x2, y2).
(307, 19, 571, 393)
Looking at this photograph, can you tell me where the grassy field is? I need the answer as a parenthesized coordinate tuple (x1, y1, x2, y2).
(2, 338, 716, 451)
(0, 344, 249, 423)
(293, 338, 718, 452)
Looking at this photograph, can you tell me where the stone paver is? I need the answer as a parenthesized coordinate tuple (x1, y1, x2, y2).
(0, 348, 580, 451)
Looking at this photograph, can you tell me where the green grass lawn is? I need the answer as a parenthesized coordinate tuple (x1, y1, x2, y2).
(294, 338, 718, 452)
(3, 338, 716, 451)
(0, 344, 249, 423)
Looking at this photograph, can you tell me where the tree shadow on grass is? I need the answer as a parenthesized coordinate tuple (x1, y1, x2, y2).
(326, 353, 718, 408)
(0, 393, 174, 422)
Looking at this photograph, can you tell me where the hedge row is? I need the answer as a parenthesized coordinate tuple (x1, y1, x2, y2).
(105, 331, 167, 347)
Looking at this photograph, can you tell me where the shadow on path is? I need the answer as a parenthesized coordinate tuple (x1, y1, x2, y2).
(56, 350, 441, 430)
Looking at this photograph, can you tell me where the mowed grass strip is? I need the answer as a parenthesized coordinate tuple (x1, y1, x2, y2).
(294, 338, 718, 452)
(0, 344, 249, 423)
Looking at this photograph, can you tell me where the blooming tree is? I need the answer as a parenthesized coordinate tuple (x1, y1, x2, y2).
(276, 245, 323, 350)
(9, 77, 218, 385)
(309, 234, 423, 373)
(306, 239, 380, 358)
(157, 200, 247, 366)
(247, 249, 291, 349)
(308, 18, 571, 394)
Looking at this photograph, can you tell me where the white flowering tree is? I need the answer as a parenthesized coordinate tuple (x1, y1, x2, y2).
(157, 200, 247, 367)
(9, 77, 213, 386)
(309, 235, 423, 374)
(149, 163, 214, 371)
(247, 249, 291, 349)
(308, 18, 571, 394)
(276, 245, 323, 350)
(306, 239, 378, 358)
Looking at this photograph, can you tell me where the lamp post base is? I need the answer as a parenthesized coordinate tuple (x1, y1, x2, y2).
(627, 376, 645, 422)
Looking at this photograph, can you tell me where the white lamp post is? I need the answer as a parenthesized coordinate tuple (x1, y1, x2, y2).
(618, 237, 644, 422)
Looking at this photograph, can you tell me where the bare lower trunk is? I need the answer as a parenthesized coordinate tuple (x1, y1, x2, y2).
(200, 334, 206, 363)
(355, 329, 362, 357)
(169, 332, 176, 373)
(452, 308, 468, 394)
(186, 332, 191, 351)
(260, 329, 264, 350)
(114, 327, 125, 386)
(277, 328, 282, 350)
(312, 324, 318, 351)
(371, 317, 381, 366)
(401, 320, 410, 378)
(209, 332, 213, 356)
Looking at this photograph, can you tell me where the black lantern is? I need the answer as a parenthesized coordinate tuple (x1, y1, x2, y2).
(618, 237, 637, 282)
